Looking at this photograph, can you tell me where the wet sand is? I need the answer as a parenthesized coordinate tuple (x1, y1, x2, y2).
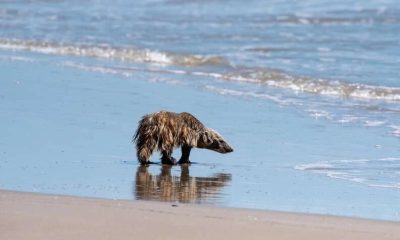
(1, 190, 399, 240)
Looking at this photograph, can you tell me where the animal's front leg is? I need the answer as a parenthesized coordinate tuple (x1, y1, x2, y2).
(161, 150, 176, 165)
(178, 145, 192, 164)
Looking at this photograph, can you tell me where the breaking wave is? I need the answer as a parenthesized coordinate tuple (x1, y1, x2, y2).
(0, 38, 227, 67)
(2, 38, 400, 102)
(216, 69, 400, 101)
(181, 67, 400, 102)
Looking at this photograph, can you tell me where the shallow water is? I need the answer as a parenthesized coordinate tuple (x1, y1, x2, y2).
(1, 0, 400, 221)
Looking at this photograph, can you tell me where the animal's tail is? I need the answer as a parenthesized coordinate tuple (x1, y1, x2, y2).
(133, 116, 158, 164)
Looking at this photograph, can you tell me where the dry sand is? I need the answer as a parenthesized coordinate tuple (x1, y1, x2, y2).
(1, 190, 399, 240)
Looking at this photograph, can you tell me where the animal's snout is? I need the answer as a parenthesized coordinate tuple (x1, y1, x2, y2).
(222, 143, 233, 153)
(225, 146, 233, 153)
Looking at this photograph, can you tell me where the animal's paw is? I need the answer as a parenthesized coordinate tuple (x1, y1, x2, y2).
(178, 158, 191, 165)
(161, 156, 177, 165)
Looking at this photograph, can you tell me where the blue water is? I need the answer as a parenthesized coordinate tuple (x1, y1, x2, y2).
(1, 0, 400, 221)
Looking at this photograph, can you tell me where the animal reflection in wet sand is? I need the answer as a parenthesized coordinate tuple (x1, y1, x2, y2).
(135, 165, 231, 203)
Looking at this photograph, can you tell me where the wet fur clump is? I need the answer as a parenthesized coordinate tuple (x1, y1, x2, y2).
(133, 111, 233, 165)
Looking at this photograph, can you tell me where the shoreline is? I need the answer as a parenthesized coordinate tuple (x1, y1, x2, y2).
(1, 56, 400, 221)
(1, 190, 399, 240)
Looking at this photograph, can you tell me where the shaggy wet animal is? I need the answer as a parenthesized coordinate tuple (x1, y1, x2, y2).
(133, 111, 233, 165)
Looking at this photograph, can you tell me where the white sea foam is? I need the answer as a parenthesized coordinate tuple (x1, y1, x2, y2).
(379, 157, 400, 161)
(337, 115, 365, 124)
(368, 183, 400, 189)
(3, 37, 400, 102)
(389, 125, 400, 137)
(210, 68, 400, 102)
(204, 85, 294, 105)
(0, 38, 174, 65)
(62, 62, 183, 85)
(295, 157, 400, 189)
(0, 55, 35, 62)
(363, 120, 386, 127)
(0, 38, 226, 67)
(307, 109, 333, 120)
(61, 62, 133, 77)
(294, 163, 334, 171)
(148, 77, 182, 85)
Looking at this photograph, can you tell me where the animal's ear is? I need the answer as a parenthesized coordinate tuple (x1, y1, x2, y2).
(202, 130, 213, 145)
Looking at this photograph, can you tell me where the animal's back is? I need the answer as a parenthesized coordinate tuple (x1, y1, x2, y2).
(134, 111, 178, 146)
(178, 112, 204, 130)
(134, 111, 204, 138)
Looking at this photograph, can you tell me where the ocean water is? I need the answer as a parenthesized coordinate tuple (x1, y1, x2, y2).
(1, 0, 400, 221)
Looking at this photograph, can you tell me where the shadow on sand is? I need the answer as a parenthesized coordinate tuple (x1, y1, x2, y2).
(134, 164, 231, 203)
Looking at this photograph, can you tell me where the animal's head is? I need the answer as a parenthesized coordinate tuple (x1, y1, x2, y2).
(197, 128, 233, 154)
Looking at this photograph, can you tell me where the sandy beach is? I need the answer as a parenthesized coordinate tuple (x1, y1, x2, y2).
(1, 190, 399, 240)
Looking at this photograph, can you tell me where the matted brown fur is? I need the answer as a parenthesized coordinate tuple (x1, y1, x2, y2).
(133, 111, 233, 164)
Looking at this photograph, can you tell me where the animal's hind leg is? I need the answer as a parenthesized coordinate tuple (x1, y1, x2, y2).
(137, 148, 153, 165)
(161, 150, 176, 165)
